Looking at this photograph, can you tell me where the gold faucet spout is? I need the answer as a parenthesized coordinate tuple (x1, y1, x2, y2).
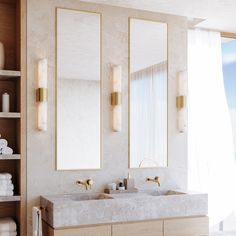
(146, 176, 161, 187)
(76, 179, 94, 190)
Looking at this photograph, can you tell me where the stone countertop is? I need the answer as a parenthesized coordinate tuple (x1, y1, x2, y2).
(40, 190, 208, 228)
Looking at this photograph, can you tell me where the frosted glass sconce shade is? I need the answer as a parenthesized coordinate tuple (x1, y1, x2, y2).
(176, 71, 187, 133)
(111, 65, 122, 132)
(36, 59, 48, 131)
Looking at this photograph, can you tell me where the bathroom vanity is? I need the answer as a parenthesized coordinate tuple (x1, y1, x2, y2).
(41, 190, 209, 236)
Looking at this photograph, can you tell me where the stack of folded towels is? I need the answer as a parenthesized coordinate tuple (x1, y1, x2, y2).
(0, 217, 17, 236)
(0, 173, 14, 196)
(0, 138, 13, 155)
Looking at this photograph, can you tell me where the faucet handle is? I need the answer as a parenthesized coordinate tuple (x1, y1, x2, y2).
(154, 176, 161, 187)
(154, 176, 160, 181)
(86, 178, 94, 188)
(76, 180, 83, 185)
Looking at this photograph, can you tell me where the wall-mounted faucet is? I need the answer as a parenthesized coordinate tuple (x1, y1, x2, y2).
(146, 176, 161, 187)
(76, 178, 93, 190)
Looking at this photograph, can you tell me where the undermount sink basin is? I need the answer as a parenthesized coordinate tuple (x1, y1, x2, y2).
(69, 193, 113, 201)
(108, 190, 186, 198)
(47, 193, 114, 202)
(147, 190, 186, 196)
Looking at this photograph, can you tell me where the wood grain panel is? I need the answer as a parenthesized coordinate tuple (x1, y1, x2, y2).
(18, 0, 27, 234)
(43, 223, 112, 236)
(0, 2, 16, 70)
(0, 202, 16, 218)
(43, 221, 55, 236)
(112, 220, 163, 236)
(0, 0, 16, 4)
(55, 225, 111, 236)
(164, 217, 209, 236)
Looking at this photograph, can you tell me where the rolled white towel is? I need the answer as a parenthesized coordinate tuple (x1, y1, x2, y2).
(0, 232, 17, 236)
(0, 144, 7, 150)
(1, 147, 13, 155)
(0, 183, 14, 191)
(0, 139, 8, 147)
(0, 173, 12, 180)
(0, 180, 12, 185)
(0, 190, 13, 196)
(0, 217, 17, 232)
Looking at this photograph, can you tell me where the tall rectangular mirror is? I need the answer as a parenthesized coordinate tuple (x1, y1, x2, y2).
(56, 8, 101, 170)
(129, 18, 168, 168)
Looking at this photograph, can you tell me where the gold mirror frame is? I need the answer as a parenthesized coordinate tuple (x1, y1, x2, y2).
(55, 7, 103, 171)
(128, 17, 169, 169)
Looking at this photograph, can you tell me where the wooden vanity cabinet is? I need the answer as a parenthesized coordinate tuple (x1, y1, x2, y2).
(112, 220, 163, 236)
(42, 222, 111, 236)
(164, 217, 209, 236)
(43, 216, 208, 236)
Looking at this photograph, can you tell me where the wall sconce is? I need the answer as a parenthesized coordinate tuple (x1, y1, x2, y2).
(36, 59, 48, 131)
(176, 71, 187, 133)
(111, 65, 122, 132)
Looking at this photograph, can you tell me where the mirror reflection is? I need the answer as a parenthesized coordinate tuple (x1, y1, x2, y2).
(56, 8, 101, 170)
(129, 18, 168, 168)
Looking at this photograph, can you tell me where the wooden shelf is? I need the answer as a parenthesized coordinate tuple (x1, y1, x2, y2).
(0, 112, 20, 118)
(0, 0, 26, 234)
(0, 70, 21, 79)
(0, 154, 20, 160)
(0, 195, 21, 202)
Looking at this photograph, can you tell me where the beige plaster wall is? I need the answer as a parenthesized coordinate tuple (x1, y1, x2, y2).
(27, 0, 188, 234)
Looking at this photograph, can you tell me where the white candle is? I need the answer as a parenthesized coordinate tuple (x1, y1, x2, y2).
(0, 42, 5, 70)
(2, 93, 10, 112)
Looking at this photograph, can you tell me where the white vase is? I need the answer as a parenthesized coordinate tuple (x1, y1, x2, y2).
(0, 42, 5, 70)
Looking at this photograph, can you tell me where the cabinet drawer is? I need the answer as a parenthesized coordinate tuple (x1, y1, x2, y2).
(112, 220, 163, 236)
(164, 216, 209, 236)
(53, 225, 111, 236)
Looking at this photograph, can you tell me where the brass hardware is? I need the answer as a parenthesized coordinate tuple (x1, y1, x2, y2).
(39, 206, 47, 211)
(76, 178, 94, 190)
(146, 176, 161, 187)
(36, 88, 48, 102)
(111, 92, 121, 106)
(176, 95, 186, 109)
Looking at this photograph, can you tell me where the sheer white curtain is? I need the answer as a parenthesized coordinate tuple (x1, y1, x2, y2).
(130, 62, 167, 168)
(188, 29, 236, 226)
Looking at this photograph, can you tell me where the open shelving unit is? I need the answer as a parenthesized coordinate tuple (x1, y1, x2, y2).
(0, 0, 26, 235)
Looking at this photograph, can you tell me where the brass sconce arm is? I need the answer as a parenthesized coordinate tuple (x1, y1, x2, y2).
(111, 92, 121, 106)
(36, 88, 48, 102)
(176, 95, 186, 109)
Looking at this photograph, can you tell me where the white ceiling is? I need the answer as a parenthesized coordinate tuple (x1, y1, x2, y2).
(82, 0, 236, 33)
